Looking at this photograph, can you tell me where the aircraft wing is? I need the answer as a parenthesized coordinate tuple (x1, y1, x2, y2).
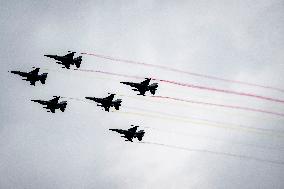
(29, 80, 36, 86)
(121, 82, 146, 95)
(60, 61, 71, 69)
(50, 96, 60, 103)
(140, 78, 151, 86)
(103, 105, 110, 112)
(109, 129, 134, 141)
(64, 52, 75, 59)
(65, 64, 71, 69)
(105, 94, 115, 101)
(123, 134, 134, 142)
(30, 68, 40, 75)
(128, 126, 139, 133)
(49, 108, 56, 113)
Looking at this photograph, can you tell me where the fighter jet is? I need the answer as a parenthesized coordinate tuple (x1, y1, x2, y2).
(85, 93, 122, 112)
(44, 51, 82, 69)
(9, 67, 48, 86)
(31, 96, 67, 113)
(109, 125, 145, 142)
(120, 78, 158, 96)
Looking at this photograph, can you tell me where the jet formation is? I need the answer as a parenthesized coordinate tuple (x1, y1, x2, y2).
(9, 67, 47, 86)
(44, 51, 82, 69)
(31, 96, 67, 113)
(9, 51, 161, 142)
(121, 78, 158, 96)
(109, 125, 145, 142)
(85, 93, 122, 112)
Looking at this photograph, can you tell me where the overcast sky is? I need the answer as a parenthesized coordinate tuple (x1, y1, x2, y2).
(1, 0, 284, 188)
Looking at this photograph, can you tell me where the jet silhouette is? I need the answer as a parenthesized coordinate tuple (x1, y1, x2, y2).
(9, 67, 48, 86)
(44, 51, 82, 69)
(31, 96, 67, 113)
(109, 125, 145, 142)
(85, 93, 122, 112)
(120, 78, 158, 96)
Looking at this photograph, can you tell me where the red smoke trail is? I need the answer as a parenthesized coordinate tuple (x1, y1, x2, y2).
(59, 95, 284, 134)
(138, 141, 284, 165)
(74, 68, 284, 105)
(155, 79, 284, 104)
(81, 52, 284, 93)
(152, 95, 284, 117)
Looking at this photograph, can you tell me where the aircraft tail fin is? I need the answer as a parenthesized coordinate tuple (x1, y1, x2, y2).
(149, 83, 158, 95)
(136, 131, 145, 141)
(113, 99, 122, 110)
(59, 101, 67, 112)
(74, 56, 82, 68)
(40, 73, 48, 84)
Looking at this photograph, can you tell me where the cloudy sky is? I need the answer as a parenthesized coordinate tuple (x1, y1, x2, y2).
(1, 0, 284, 188)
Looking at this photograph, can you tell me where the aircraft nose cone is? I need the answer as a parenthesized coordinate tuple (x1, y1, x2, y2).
(44, 55, 53, 58)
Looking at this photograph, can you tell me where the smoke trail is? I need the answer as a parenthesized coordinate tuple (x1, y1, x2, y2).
(138, 141, 284, 165)
(62, 94, 282, 135)
(117, 110, 284, 138)
(81, 52, 284, 93)
(74, 69, 284, 104)
(46, 68, 284, 118)
(156, 79, 284, 104)
(66, 106, 284, 151)
(152, 95, 284, 117)
(61, 96, 86, 102)
(123, 106, 283, 134)
(119, 93, 281, 122)
(61, 94, 283, 137)
(67, 105, 284, 151)
(144, 127, 284, 152)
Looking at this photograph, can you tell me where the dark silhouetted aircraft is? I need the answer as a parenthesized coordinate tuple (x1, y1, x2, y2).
(120, 78, 158, 96)
(31, 96, 67, 113)
(85, 93, 122, 112)
(44, 51, 82, 69)
(9, 67, 48, 86)
(109, 125, 145, 142)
